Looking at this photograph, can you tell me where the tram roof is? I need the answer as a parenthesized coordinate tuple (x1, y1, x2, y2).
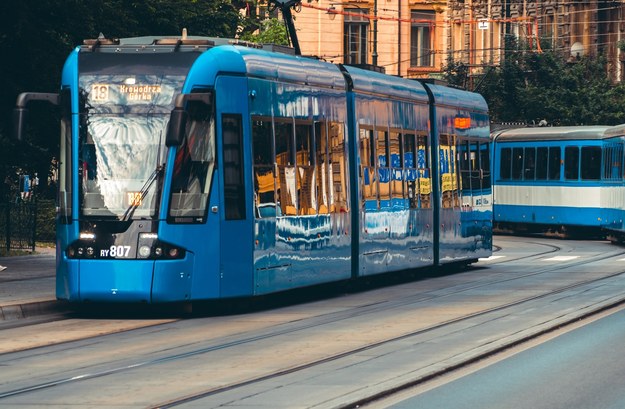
(603, 123, 625, 139)
(492, 125, 612, 142)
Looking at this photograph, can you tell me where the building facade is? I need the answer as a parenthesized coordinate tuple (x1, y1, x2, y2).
(293, 0, 625, 82)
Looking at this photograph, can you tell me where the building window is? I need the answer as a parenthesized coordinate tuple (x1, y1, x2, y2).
(344, 9, 369, 65)
(410, 10, 435, 67)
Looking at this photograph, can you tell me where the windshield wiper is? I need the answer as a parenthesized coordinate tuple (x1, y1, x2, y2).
(120, 164, 164, 222)
(120, 128, 165, 222)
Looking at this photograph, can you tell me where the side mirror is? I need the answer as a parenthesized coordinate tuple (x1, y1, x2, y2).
(166, 107, 188, 147)
(166, 92, 212, 147)
(13, 92, 60, 141)
(13, 107, 28, 141)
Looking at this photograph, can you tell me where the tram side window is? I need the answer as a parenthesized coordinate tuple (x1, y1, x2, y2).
(511, 147, 523, 180)
(170, 100, 215, 219)
(390, 132, 403, 201)
(565, 146, 579, 180)
(252, 117, 275, 218)
(59, 89, 72, 223)
(330, 122, 349, 213)
(535, 147, 548, 180)
(439, 134, 457, 209)
(523, 147, 536, 180)
(470, 141, 482, 190)
(499, 148, 512, 180)
(480, 142, 491, 190)
(616, 145, 624, 180)
(296, 123, 315, 215)
(360, 127, 378, 209)
(458, 140, 471, 191)
(275, 120, 297, 215)
(602, 145, 621, 180)
(315, 122, 330, 214)
(222, 114, 245, 220)
(605, 144, 623, 180)
(548, 147, 561, 180)
(403, 133, 418, 209)
(417, 134, 431, 208)
(377, 129, 390, 205)
(580, 146, 601, 180)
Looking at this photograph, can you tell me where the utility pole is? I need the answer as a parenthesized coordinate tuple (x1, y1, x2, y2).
(372, 0, 378, 66)
(268, 0, 302, 56)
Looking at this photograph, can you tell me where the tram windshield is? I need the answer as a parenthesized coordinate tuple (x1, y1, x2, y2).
(78, 73, 182, 219)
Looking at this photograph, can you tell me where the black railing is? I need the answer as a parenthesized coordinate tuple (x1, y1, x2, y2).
(0, 200, 55, 252)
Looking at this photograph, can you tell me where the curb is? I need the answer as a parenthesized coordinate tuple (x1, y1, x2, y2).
(0, 300, 68, 321)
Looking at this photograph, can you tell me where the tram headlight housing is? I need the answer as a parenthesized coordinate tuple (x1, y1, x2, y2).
(137, 233, 185, 260)
(66, 232, 186, 260)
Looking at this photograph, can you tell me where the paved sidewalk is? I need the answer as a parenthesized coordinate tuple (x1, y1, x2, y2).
(0, 247, 61, 321)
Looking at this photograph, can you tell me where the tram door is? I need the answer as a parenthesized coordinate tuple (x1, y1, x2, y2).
(217, 77, 253, 297)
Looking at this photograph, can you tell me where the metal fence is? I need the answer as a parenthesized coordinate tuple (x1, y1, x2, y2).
(0, 200, 55, 252)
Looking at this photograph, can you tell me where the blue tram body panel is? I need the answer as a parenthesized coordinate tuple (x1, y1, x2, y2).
(343, 66, 435, 275)
(29, 35, 492, 305)
(426, 84, 492, 263)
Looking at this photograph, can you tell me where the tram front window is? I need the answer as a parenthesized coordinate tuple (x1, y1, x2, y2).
(79, 115, 168, 219)
(78, 72, 184, 220)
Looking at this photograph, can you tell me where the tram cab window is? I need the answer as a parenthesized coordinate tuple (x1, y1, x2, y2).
(59, 89, 73, 224)
(252, 117, 276, 218)
(169, 100, 215, 220)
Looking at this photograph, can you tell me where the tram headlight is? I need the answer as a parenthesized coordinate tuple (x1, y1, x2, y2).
(137, 233, 184, 259)
(138, 245, 152, 258)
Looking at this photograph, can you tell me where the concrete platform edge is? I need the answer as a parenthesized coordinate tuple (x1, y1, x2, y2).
(0, 300, 68, 321)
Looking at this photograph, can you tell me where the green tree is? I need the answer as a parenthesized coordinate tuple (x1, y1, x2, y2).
(0, 0, 245, 200)
(446, 41, 625, 126)
(240, 17, 289, 46)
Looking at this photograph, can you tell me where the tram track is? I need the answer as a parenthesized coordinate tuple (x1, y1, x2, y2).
(1, 239, 625, 407)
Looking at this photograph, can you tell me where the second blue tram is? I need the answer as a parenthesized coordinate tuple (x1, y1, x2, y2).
(491, 126, 615, 237)
(15, 35, 491, 304)
(597, 124, 625, 243)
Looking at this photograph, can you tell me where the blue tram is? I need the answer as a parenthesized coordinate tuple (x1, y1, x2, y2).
(15, 35, 491, 303)
(598, 124, 625, 243)
(491, 125, 617, 238)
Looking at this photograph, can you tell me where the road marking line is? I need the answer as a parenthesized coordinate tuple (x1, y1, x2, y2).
(479, 255, 506, 261)
(543, 256, 579, 261)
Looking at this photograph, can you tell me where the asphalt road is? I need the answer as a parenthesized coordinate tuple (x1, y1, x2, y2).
(390, 307, 625, 409)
